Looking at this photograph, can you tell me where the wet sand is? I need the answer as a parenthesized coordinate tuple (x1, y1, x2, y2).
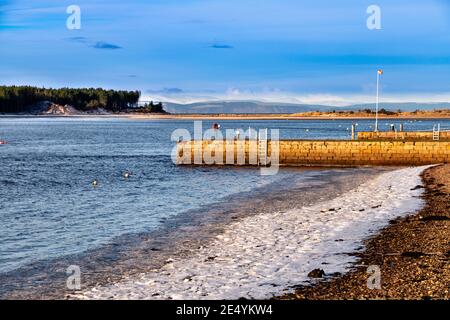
(2, 166, 445, 300)
(280, 164, 450, 300)
(0, 168, 381, 299)
(74, 167, 425, 299)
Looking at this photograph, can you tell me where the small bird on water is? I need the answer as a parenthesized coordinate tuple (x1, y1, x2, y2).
(123, 171, 130, 179)
(92, 179, 98, 187)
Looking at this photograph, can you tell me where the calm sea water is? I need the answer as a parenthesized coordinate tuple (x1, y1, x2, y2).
(0, 117, 448, 276)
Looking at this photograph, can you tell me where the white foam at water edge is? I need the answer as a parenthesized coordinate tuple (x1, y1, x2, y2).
(74, 166, 431, 300)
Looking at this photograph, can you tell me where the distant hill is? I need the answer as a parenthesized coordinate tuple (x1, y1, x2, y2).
(164, 101, 333, 114)
(163, 100, 450, 114)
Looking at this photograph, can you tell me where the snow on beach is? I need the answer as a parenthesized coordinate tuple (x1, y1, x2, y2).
(75, 166, 429, 300)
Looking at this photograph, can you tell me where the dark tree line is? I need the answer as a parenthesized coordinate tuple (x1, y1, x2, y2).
(0, 85, 141, 113)
(330, 108, 401, 115)
(129, 101, 167, 114)
(359, 108, 398, 115)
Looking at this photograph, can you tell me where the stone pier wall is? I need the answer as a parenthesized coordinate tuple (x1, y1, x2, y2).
(176, 139, 450, 166)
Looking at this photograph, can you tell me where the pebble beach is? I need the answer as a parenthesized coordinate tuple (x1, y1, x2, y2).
(281, 164, 450, 300)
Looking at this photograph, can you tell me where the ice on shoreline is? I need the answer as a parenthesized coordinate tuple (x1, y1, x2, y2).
(75, 166, 429, 300)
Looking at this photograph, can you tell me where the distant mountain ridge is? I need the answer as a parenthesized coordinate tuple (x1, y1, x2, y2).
(164, 101, 333, 114)
(163, 100, 450, 114)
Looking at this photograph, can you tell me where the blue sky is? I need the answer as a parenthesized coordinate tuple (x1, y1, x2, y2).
(1, 0, 450, 105)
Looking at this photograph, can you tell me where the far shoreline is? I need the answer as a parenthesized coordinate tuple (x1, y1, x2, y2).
(2, 113, 450, 121)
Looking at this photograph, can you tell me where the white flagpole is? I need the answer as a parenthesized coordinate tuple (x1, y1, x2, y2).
(375, 70, 380, 132)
